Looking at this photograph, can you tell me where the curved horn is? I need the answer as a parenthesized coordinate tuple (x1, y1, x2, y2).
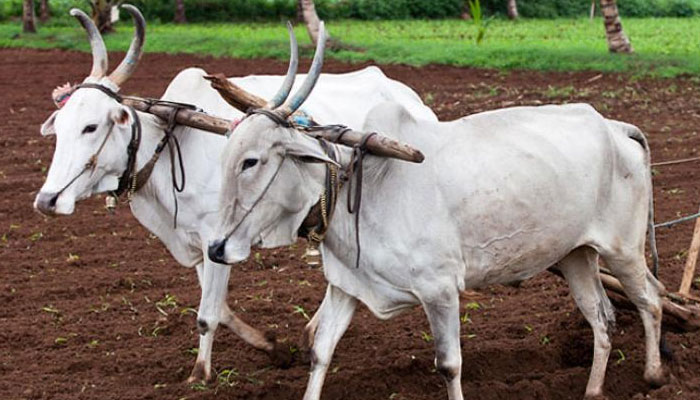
(265, 22, 299, 109)
(275, 21, 327, 118)
(108, 4, 146, 88)
(70, 8, 108, 79)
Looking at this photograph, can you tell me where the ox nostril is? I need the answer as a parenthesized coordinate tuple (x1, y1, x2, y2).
(35, 192, 59, 215)
(208, 239, 227, 264)
(48, 193, 58, 208)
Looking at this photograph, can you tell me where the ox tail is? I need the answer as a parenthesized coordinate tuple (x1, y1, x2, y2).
(622, 124, 674, 361)
(621, 123, 659, 279)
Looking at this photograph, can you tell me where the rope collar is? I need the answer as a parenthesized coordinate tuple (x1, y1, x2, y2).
(56, 83, 192, 228)
(238, 110, 376, 269)
(296, 125, 377, 269)
(54, 83, 140, 206)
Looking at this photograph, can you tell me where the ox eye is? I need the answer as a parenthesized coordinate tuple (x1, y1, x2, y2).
(82, 124, 98, 134)
(241, 158, 258, 172)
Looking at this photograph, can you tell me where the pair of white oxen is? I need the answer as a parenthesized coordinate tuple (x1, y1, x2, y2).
(34, 6, 666, 400)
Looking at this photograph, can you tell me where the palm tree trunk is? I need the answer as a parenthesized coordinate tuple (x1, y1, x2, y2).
(90, 0, 114, 34)
(39, 0, 49, 23)
(299, 0, 322, 45)
(22, 0, 37, 33)
(174, 0, 186, 24)
(507, 0, 519, 20)
(600, 0, 632, 53)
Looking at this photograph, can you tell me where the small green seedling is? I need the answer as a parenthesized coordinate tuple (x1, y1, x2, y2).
(615, 349, 626, 365)
(460, 312, 472, 324)
(292, 305, 310, 320)
(155, 294, 178, 316)
(218, 368, 239, 387)
(466, 301, 481, 310)
(421, 331, 433, 342)
(42, 305, 60, 314)
(54, 337, 69, 345)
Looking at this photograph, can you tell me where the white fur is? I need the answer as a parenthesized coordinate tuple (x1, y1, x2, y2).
(213, 102, 665, 399)
(35, 67, 437, 381)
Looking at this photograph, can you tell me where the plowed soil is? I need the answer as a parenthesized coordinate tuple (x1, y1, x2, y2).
(2, 48, 700, 400)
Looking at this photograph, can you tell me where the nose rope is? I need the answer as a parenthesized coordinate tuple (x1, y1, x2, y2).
(221, 157, 287, 243)
(48, 84, 192, 225)
(53, 119, 118, 199)
(50, 84, 142, 208)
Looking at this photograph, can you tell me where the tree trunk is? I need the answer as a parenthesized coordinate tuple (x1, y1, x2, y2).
(39, 0, 49, 23)
(297, 0, 304, 22)
(299, 0, 322, 45)
(22, 0, 37, 33)
(600, 0, 632, 53)
(90, 0, 114, 34)
(174, 0, 187, 24)
(507, 0, 519, 20)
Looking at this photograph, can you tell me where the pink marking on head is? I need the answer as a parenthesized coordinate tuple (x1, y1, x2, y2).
(52, 82, 76, 109)
(229, 118, 242, 133)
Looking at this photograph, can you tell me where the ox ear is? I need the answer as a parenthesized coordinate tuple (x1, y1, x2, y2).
(41, 111, 59, 136)
(110, 105, 132, 126)
(284, 141, 339, 166)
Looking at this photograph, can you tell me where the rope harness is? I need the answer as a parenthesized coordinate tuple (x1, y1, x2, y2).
(297, 124, 377, 269)
(57, 84, 191, 228)
(54, 84, 141, 204)
(221, 110, 375, 269)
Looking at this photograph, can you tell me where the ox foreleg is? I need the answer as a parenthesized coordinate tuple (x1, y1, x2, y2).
(423, 295, 463, 400)
(188, 260, 231, 383)
(303, 284, 357, 400)
(558, 247, 614, 399)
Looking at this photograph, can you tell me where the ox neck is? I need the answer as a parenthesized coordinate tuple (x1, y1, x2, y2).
(303, 141, 389, 269)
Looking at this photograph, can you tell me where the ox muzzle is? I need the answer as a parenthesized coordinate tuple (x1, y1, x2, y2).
(208, 239, 228, 264)
(34, 192, 60, 216)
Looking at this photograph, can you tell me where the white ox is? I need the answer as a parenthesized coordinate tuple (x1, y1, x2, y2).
(33, 8, 437, 382)
(209, 26, 666, 400)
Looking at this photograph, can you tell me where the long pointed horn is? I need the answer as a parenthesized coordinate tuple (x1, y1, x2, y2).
(265, 22, 299, 109)
(275, 21, 327, 118)
(108, 4, 146, 88)
(70, 8, 108, 79)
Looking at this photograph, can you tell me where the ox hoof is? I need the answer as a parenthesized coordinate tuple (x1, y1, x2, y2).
(187, 361, 212, 384)
(584, 394, 609, 400)
(644, 368, 669, 388)
(265, 331, 293, 369)
(269, 343, 293, 368)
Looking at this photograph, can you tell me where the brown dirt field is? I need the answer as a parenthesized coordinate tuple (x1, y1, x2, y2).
(2, 48, 700, 400)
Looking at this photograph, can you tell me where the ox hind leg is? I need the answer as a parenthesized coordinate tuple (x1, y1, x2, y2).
(600, 248, 666, 387)
(423, 293, 463, 400)
(303, 284, 357, 400)
(557, 247, 615, 398)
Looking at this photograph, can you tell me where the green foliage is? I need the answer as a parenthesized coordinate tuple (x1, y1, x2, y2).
(3, 17, 700, 77)
(480, 0, 700, 18)
(468, 0, 492, 44)
(3, 0, 700, 21)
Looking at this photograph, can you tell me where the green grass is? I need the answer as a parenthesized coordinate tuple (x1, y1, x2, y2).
(2, 17, 700, 76)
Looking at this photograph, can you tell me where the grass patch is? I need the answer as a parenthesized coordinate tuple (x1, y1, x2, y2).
(1, 18, 700, 76)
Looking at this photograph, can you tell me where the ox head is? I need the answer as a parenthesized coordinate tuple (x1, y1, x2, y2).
(208, 23, 338, 264)
(34, 5, 145, 216)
